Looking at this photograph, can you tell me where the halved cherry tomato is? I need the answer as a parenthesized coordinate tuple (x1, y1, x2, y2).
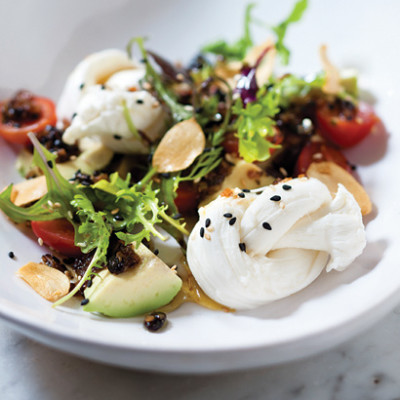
(31, 219, 82, 257)
(294, 141, 352, 176)
(316, 102, 379, 148)
(0, 94, 57, 145)
(174, 182, 199, 214)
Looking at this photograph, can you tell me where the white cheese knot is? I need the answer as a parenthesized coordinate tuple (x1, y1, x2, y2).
(62, 87, 165, 154)
(58, 49, 166, 154)
(187, 177, 366, 310)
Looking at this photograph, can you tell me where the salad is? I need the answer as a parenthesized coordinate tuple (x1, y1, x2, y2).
(0, 0, 379, 332)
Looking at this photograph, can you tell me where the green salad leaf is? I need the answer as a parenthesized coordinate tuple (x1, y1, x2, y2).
(52, 195, 112, 307)
(0, 185, 62, 223)
(0, 137, 189, 306)
(274, 73, 325, 107)
(0, 133, 79, 224)
(201, 3, 255, 61)
(233, 86, 281, 163)
(175, 147, 223, 188)
(127, 37, 192, 123)
(202, 0, 308, 65)
(272, 0, 308, 65)
(121, 99, 140, 139)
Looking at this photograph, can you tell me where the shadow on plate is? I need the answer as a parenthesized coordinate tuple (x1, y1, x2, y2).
(57, 239, 389, 328)
(235, 238, 389, 321)
(344, 120, 389, 166)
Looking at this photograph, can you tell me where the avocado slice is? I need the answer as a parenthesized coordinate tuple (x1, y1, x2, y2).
(340, 69, 358, 97)
(16, 141, 113, 179)
(82, 244, 182, 318)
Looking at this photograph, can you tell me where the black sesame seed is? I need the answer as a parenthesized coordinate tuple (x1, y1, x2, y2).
(242, 189, 250, 193)
(113, 134, 122, 140)
(205, 218, 211, 228)
(154, 248, 159, 256)
(72, 112, 77, 119)
(262, 222, 272, 230)
(100, 84, 106, 90)
(47, 160, 53, 168)
(172, 213, 182, 220)
(223, 213, 233, 218)
(86, 279, 92, 288)
(282, 184, 292, 191)
(238, 192, 245, 198)
(140, 58, 147, 63)
(270, 195, 281, 202)
(144, 311, 167, 332)
(8, 251, 15, 259)
(81, 298, 89, 306)
(114, 214, 123, 221)
(200, 227, 205, 238)
(136, 99, 144, 104)
(79, 83, 85, 90)
(229, 217, 237, 226)
(239, 242, 246, 252)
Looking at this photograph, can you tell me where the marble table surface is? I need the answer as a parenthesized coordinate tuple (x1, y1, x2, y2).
(2, 305, 400, 400)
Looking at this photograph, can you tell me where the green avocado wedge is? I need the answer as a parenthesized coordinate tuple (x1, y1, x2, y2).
(83, 244, 182, 318)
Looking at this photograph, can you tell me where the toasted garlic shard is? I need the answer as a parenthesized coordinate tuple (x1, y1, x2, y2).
(244, 38, 276, 87)
(319, 44, 343, 95)
(152, 118, 205, 173)
(306, 161, 372, 215)
(17, 262, 70, 302)
(200, 160, 273, 206)
(11, 175, 47, 206)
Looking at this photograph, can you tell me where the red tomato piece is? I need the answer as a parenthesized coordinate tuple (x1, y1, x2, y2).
(316, 102, 379, 148)
(31, 219, 82, 257)
(294, 141, 352, 176)
(0, 94, 57, 145)
(174, 182, 199, 214)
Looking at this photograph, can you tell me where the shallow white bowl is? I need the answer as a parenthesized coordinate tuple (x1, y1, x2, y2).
(0, 0, 399, 373)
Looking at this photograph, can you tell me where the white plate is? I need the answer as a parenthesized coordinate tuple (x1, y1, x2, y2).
(0, 0, 399, 373)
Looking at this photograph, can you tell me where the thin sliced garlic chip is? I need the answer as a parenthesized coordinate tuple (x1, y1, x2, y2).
(152, 118, 205, 173)
(319, 44, 343, 95)
(11, 175, 47, 206)
(307, 161, 372, 215)
(17, 262, 70, 302)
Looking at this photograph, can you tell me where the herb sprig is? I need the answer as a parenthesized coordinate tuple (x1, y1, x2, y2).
(201, 0, 308, 65)
(272, 0, 308, 65)
(234, 83, 283, 163)
(0, 136, 187, 306)
(127, 37, 193, 123)
(201, 3, 255, 61)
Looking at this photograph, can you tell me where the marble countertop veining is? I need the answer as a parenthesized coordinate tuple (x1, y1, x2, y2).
(2, 307, 400, 400)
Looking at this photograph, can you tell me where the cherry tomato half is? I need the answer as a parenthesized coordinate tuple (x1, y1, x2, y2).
(316, 102, 379, 148)
(294, 141, 352, 176)
(0, 95, 57, 145)
(31, 219, 82, 257)
(174, 182, 199, 214)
